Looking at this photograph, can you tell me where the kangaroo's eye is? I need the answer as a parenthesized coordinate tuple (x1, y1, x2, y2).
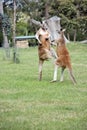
(45, 38, 49, 41)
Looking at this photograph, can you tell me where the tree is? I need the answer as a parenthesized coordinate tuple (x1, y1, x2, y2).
(0, 0, 10, 59)
(49, 0, 87, 41)
(3, 0, 30, 63)
(12, 0, 18, 63)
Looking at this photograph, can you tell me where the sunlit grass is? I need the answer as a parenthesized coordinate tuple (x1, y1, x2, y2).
(0, 43, 87, 130)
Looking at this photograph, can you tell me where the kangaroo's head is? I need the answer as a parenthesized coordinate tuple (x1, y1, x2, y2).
(55, 29, 66, 46)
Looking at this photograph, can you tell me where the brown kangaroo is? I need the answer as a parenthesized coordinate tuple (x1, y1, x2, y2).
(51, 29, 76, 84)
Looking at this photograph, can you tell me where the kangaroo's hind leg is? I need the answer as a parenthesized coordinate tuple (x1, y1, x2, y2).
(68, 68, 77, 84)
(39, 60, 44, 81)
(51, 64, 58, 82)
(60, 67, 65, 82)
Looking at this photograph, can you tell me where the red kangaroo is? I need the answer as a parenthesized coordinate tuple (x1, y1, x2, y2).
(35, 26, 57, 81)
(51, 29, 76, 84)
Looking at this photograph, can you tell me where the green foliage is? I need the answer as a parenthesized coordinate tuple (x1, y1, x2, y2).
(74, 0, 87, 15)
(50, 0, 87, 41)
(59, 1, 76, 19)
(76, 16, 87, 40)
(1, 14, 11, 36)
(3, 0, 87, 41)
(16, 21, 28, 36)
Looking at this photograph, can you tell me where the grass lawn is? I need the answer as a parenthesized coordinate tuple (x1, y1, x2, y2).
(0, 43, 87, 130)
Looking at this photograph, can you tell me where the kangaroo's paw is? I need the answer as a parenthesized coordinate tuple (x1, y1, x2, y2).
(50, 80, 57, 83)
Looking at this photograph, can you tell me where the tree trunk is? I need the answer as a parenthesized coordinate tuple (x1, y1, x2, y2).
(13, 0, 19, 63)
(67, 33, 70, 41)
(73, 30, 76, 42)
(45, 2, 49, 19)
(2, 29, 10, 59)
(0, 0, 10, 59)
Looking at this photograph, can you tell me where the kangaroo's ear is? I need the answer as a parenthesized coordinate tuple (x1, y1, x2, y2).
(38, 35, 42, 45)
(62, 29, 66, 32)
(39, 34, 42, 39)
(59, 28, 66, 34)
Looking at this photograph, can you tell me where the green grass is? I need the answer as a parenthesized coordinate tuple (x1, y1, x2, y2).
(0, 43, 87, 130)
